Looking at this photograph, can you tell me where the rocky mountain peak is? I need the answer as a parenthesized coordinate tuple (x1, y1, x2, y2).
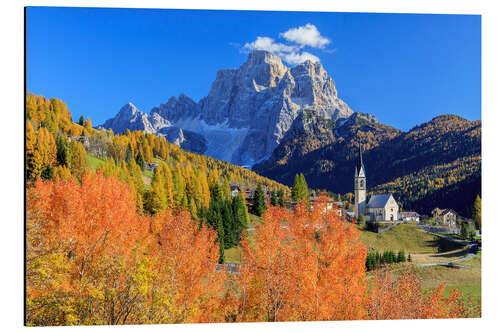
(237, 50, 288, 89)
(102, 102, 154, 134)
(101, 50, 356, 166)
(119, 102, 141, 115)
(244, 50, 285, 67)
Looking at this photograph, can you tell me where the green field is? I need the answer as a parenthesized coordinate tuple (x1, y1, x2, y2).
(87, 154, 105, 169)
(360, 224, 463, 254)
(444, 284, 481, 305)
(87, 154, 154, 187)
(416, 265, 481, 304)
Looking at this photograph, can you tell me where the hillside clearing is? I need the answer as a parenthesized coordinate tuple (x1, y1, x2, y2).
(360, 224, 464, 255)
(87, 154, 105, 169)
(416, 265, 481, 304)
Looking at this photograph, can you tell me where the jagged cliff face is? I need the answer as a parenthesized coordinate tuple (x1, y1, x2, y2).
(101, 50, 354, 166)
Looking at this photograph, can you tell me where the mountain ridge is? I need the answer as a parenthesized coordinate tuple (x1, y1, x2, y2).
(100, 50, 355, 167)
(253, 113, 481, 216)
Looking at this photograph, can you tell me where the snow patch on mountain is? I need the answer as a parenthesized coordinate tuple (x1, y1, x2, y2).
(173, 117, 251, 164)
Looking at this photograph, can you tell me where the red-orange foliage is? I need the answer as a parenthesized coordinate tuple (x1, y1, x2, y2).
(28, 172, 143, 279)
(26, 172, 147, 325)
(26, 173, 226, 326)
(234, 195, 368, 322)
(26, 180, 479, 325)
(146, 210, 226, 323)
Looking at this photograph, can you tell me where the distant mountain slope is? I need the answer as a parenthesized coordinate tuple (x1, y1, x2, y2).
(253, 111, 403, 191)
(371, 155, 481, 217)
(254, 114, 481, 216)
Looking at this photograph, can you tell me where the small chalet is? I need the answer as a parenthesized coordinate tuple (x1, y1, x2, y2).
(68, 135, 90, 149)
(230, 185, 242, 198)
(432, 208, 457, 229)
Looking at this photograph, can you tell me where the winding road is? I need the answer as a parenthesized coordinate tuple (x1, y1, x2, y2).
(417, 230, 479, 268)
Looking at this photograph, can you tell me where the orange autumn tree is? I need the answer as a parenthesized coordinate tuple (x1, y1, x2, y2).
(144, 210, 227, 324)
(26, 172, 149, 326)
(233, 194, 368, 322)
(26, 172, 228, 326)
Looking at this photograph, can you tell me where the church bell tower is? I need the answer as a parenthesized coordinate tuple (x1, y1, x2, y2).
(354, 143, 366, 218)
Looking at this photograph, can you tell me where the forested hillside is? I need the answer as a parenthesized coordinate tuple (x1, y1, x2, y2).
(26, 92, 292, 265)
(26, 93, 287, 192)
(255, 113, 481, 216)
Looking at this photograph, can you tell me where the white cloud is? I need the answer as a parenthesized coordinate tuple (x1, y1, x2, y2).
(279, 24, 330, 49)
(243, 36, 298, 54)
(240, 24, 330, 66)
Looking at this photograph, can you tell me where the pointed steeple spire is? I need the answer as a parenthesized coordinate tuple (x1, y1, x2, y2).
(356, 142, 365, 177)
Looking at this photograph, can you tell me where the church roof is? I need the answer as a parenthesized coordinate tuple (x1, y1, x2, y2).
(367, 194, 394, 208)
(355, 143, 365, 177)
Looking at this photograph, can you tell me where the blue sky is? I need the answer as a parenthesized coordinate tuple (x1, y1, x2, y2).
(26, 7, 481, 131)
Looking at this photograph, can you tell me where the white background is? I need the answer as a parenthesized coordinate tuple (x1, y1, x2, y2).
(1, 0, 498, 331)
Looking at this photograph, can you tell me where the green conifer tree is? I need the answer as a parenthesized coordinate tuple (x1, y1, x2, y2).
(270, 191, 278, 206)
(56, 135, 71, 167)
(222, 200, 236, 249)
(397, 250, 406, 263)
(135, 150, 144, 170)
(232, 192, 249, 245)
(292, 174, 301, 202)
(253, 184, 266, 216)
(472, 195, 481, 231)
(277, 189, 285, 207)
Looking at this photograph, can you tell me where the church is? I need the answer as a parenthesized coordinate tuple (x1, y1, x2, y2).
(353, 144, 399, 222)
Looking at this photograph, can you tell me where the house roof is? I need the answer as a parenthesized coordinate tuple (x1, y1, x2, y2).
(433, 208, 457, 217)
(367, 194, 394, 208)
(441, 209, 457, 216)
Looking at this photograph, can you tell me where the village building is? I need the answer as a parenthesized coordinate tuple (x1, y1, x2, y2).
(352, 144, 399, 222)
(353, 143, 367, 218)
(365, 194, 399, 222)
(399, 211, 421, 222)
(144, 162, 159, 172)
(230, 185, 242, 198)
(67, 135, 90, 149)
(309, 196, 344, 216)
(432, 208, 457, 229)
